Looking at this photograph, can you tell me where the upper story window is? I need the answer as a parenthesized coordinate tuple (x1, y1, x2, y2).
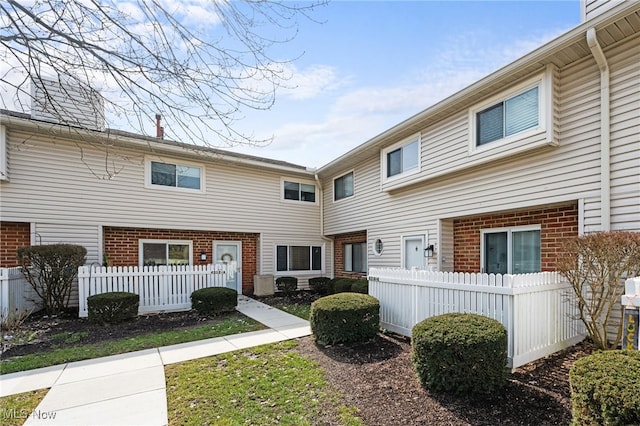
(476, 86, 539, 146)
(334, 171, 354, 201)
(382, 135, 420, 180)
(148, 159, 203, 191)
(283, 180, 316, 203)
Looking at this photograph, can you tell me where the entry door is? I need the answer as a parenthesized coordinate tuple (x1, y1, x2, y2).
(213, 242, 242, 292)
(403, 235, 425, 269)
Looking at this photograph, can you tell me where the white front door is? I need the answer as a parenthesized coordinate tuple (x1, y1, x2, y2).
(403, 235, 425, 269)
(213, 242, 242, 292)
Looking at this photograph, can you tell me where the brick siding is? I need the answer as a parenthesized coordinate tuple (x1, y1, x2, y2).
(103, 226, 259, 294)
(453, 203, 579, 273)
(332, 230, 367, 279)
(0, 221, 31, 267)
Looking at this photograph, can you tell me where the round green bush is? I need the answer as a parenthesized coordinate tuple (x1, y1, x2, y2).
(87, 292, 139, 324)
(333, 278, 354, 293)
(310, 293, 380, 346)
(275, 276, 298, 296)
(191, 287, 237, 316)
(411, 313, 508, 395)
(308, 277, 331, 295)
(569, 350, 640, 426)
(351, 280, 369, 294)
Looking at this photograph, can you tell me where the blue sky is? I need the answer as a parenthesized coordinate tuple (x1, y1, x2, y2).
(226, 0, 582, 168)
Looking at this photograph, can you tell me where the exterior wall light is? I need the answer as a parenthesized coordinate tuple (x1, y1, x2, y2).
(424, 244, 435, 258)
(200, 252, 207, 262)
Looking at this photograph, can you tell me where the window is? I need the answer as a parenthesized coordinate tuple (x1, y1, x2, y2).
(276, 245, 322, 272)
(283, 181, 316, 202)
(481, 227, 541, 274)
(150, 161, 202, 190)
(334, 172, 354, 201)
(383, 136, 420, 179)
(344, 242, 367, 273)
(476, 86, 539, 146)
(373, 238, 384, 256)
(140, 240, 192, 266)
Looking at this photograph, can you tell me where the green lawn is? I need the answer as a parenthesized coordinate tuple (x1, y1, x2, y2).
(0, 314, 263, 375)
(273, 302, 312, 320)
(165, 340, 362, 425)
(0, 389, 48, 426)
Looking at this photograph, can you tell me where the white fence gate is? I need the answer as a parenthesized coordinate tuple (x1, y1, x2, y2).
(0, 267, 42, 321)
(368, 268, 586, 368)
(78, 264, 229, 317)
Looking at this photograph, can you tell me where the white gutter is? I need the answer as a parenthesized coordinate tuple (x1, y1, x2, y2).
(586, 28, 611, 232)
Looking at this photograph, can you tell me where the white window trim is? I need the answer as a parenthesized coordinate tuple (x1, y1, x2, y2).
(381, 134, 421, 184)
(333, 170, 355, 203)
(0, 125, 7, 181)
(480, 225, 541, 274)
(468, 71, 550, 155)
(273, 243, 325, 275)
(138, 239, 193, 267)
(144, 157, 205, 193)
(280, 177, 318, 205)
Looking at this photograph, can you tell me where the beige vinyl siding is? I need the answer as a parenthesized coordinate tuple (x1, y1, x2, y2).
(584, 0, 623, 22)
(31, 223, 101, 307)
(608, 38, 640, 230)
(322, 35, 639, 269)
(1, 133, 327, 280)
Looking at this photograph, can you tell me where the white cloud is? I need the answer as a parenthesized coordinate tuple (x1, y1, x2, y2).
(281, 64, 347, 100)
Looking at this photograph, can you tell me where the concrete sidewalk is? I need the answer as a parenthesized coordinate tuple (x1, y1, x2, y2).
(0, 296, 311, 426)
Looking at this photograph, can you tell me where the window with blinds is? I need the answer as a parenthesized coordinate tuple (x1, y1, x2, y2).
(476, 86, 539, 146)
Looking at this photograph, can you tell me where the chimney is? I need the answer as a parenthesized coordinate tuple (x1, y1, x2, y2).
(156, 114, 164, 139)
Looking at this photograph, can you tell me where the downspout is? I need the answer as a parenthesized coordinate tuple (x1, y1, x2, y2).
(586, 28, 611, 232)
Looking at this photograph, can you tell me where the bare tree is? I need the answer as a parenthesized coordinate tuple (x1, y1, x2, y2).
(0, 0, 325, 146)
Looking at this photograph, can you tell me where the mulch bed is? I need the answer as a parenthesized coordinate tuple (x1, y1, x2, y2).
(2, 295, 596, 425)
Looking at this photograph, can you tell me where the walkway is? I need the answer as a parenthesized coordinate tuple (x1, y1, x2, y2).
(0, 296, 311, 425)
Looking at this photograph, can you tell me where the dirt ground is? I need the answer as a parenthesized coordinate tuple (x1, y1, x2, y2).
(1, 299, 594, 425)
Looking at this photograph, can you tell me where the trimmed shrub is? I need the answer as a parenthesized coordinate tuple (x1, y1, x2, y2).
(17, 244, 87, 315)
(310, 293, 380, 346)
(351, 279, 369, 294)
(333, 278, 354, 293)
(87, 292, 139, 324)
(327, 278, 338, 295)
(569, 350, 640, 426)
(411, 313, 508, 395)
(275, 276, 298, 297)
(191, 287, 237, 316)
(308, 277, 331, 295)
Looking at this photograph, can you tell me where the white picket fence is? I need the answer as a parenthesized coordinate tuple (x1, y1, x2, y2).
(78, 264, 230, 317)
(368, 268, 586, 368)
(0, 267, 42, 321)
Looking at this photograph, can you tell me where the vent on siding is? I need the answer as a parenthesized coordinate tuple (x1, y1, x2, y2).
(30, 75, 105, 131)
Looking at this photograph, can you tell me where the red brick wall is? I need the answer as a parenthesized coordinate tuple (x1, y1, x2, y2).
(332, 230, 367, 279)
(103, 227, 258, 294)
(453, 203, 578, 273)
(0, 222, 31, 267)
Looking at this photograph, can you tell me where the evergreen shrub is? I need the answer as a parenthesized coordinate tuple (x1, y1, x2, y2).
(569, 350, 640, 426)
(275, 276, 298, 296)
(411, 313, 508, 395)
(308, 277, 331, 295)
(87, 292, 139, 323)
(310, 293, 379, 346)
(191, 287, 237, 316)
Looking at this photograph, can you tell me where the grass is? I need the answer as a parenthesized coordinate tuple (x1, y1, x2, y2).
(0, 389, 48, 426)
(165, 340, 361, 425)
(0, 313, 263, 375)
(274, 302, 312, 320)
